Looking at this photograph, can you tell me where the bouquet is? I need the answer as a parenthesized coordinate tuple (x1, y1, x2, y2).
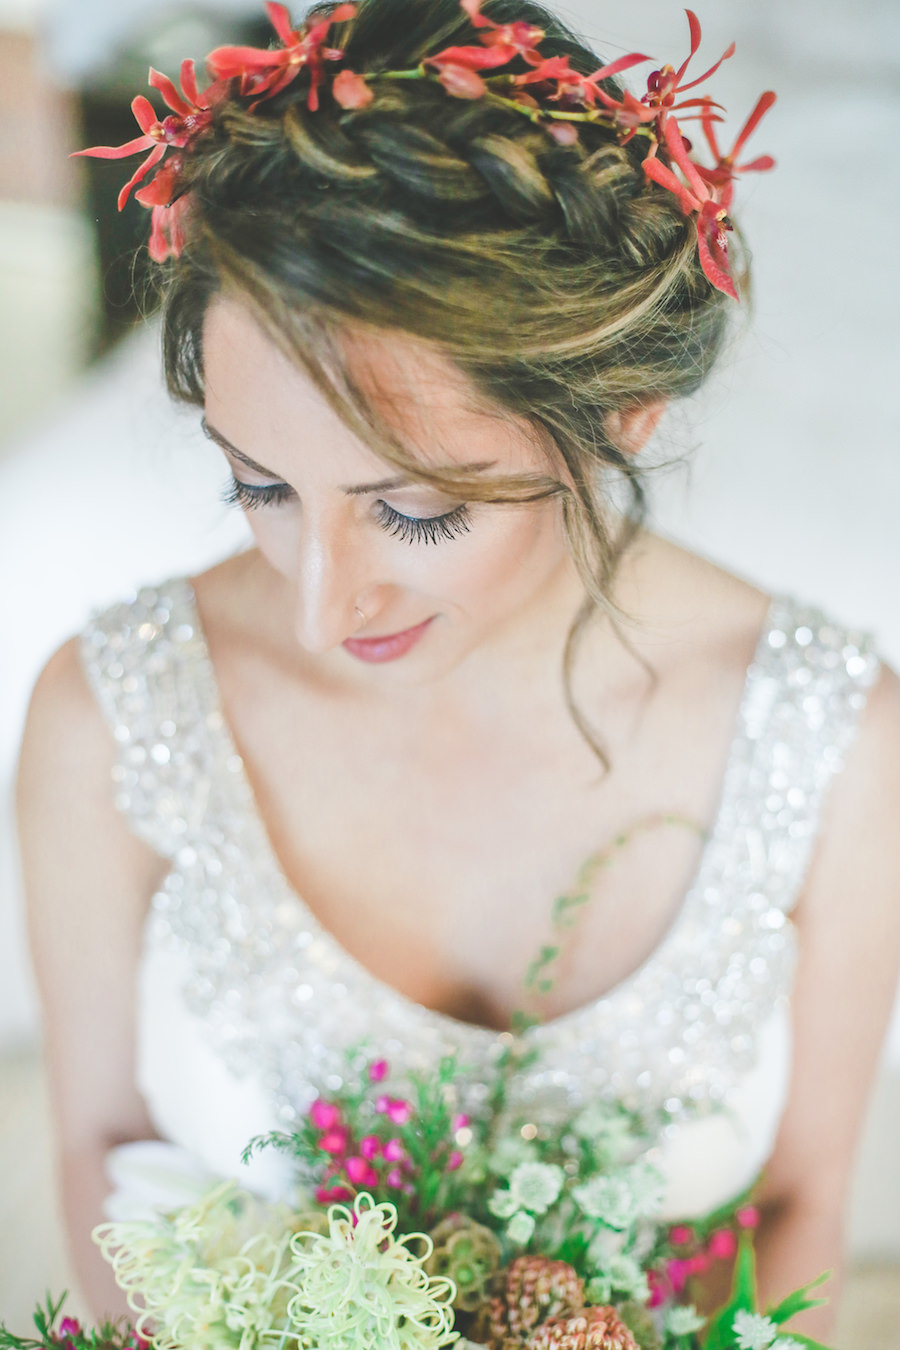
(1, 1051, 832, 1350)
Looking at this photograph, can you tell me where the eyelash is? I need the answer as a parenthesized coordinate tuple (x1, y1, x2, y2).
(221, 477, 471, 545)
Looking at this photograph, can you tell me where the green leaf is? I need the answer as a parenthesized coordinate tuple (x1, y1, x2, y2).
(765, 1269, 831, 1325)
(701, 1235, 757, 1350)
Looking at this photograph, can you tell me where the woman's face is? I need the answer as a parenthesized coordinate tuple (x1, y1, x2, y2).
(202, 296, 583, 688)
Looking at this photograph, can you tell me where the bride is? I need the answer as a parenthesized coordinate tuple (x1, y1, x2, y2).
(15, 0, 900, 1337)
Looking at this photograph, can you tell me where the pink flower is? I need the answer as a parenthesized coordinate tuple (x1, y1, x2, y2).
(318, 1126, 351, 1156)
(382, 1137, 406, 1163)
(736, 1204, 760, 1229)
(368, 1059, 389, 1082)
(315, 1181, 354, 1203)
(359, 1134, 382, 1159)
(452, 1113, 470, 1131)
(687, 1252, 710, 1275)
(707, 1228, 737, 1261)
(664, 1257, 692, 1295)
(375, 1095, 412, 1125)
(345, 1156, 379, 1187)
(446, 1150, 464, 1170)
(310, 1099, 342, 1132)
(385, 1167, 405, 1188)
(647, 1269, 667, 1309)
(668, 1224, 694, 1246)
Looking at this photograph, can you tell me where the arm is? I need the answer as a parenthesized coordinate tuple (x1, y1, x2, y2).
(16, 637, 171, 1321)
(750, 662, 900, 1339)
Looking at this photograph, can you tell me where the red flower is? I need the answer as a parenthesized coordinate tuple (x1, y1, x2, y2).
(425, 0, 550, 85)
(71, 60, 225, 210)
(696, 90, 776, 209)
(332, 68, 373, 108)
(642, 115, 738, 299)
(134, 157, 190, 261)
(461, 0, 545, 63)
(427, 63, 488, 98)
(643, 9, 734, 126)
(516, 51, 651, 110)
(207, 2, 356, 110)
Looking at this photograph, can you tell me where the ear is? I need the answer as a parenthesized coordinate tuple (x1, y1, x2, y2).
(605, 399, 668, 456)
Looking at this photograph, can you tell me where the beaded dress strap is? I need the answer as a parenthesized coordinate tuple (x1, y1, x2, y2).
(78, 578, 219, 860)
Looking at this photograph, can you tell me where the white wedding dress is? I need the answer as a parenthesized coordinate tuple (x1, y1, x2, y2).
(79, 576, 879, 1223)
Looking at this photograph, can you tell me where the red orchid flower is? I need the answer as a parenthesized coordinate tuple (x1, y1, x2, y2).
(332, 68, 373, 108)
(425, 0, 549, 81)
(461, 0, 545, 63)
(515, 51, 650, 109)
(207, 2, 356, 110)
(134, 156, 190, 261)
(71, 60, 225, 210)
(643, 115, 737, 299)
(643, 9, 734, 126)
(696, 90, 776, 209)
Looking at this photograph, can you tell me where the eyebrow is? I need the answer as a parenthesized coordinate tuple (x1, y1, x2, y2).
(201, 418, 493, 494)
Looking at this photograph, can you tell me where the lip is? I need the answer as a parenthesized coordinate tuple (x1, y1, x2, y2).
(342, 615, 436, 663)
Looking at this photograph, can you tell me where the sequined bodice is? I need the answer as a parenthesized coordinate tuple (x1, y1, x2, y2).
(80, 577, 878, 1165)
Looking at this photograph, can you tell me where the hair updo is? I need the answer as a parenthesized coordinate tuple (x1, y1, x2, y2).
(158, 0, 739, 759)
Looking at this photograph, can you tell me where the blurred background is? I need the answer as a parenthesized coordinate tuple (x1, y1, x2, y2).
(0, 0, 898, 1342)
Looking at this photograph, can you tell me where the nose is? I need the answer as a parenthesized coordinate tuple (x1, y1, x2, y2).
(291, 505, 378, 653)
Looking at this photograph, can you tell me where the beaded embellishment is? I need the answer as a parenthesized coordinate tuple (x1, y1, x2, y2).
(80, 578, 879, 1133)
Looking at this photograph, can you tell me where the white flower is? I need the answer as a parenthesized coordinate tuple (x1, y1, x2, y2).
(773, 1340, 803, 1349)
(506, 1211, 536, 1244)
(733, 1310, 779, 1349)
(664, 1305, 706, 1336)
(625, 1160, 666, 1219)
(572, 1174, 636, 1229)
(585, 1254, 648, 1305)
(487, 1189, 519, 1220)
(508, 1163, 565, 1215)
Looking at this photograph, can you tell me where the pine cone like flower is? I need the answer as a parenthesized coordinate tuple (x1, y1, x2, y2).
(474, 1255, 585, 1345)
(426, 1214, 503, 1312)
(524, 1306, 640, 1350)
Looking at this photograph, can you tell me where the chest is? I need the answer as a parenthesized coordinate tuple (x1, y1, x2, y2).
(211, 649, 735, 1029)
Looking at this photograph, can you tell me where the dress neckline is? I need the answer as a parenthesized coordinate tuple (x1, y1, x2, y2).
(177, 575, 781, 1043)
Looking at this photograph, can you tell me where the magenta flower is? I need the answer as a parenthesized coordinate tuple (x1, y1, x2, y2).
(446, 1150, 464, 1171)
(668, 1224, 694, 1246)
(707, 1228, 737, 1260)
(315, 1180, 354, 1204)
(318, 1126, 351, 1156)
(368, 1058, 389, 1083)
(375, 1095, 412, 1125)
(359, 1134, 382, 1159)
(310, 1098, 342, 1132)
(345, 1155, 379, 1187)
(382, 1137, 406, 1163)
(736, 1204, 760, 1229)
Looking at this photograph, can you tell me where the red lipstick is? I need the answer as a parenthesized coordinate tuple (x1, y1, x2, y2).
(342, 615, 435, 663)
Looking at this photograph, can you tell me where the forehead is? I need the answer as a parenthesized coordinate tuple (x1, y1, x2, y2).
(201, 295, 548, 476)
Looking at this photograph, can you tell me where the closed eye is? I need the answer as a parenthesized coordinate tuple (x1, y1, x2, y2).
(222, 476, 471, 544)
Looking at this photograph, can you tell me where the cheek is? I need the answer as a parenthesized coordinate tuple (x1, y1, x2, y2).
(415, 502, 565, 614)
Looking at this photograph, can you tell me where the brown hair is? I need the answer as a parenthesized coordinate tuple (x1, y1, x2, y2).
(157, 0, 738, 762)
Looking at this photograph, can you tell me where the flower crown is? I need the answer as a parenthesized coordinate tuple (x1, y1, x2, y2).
(73, 0, 776, 300)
